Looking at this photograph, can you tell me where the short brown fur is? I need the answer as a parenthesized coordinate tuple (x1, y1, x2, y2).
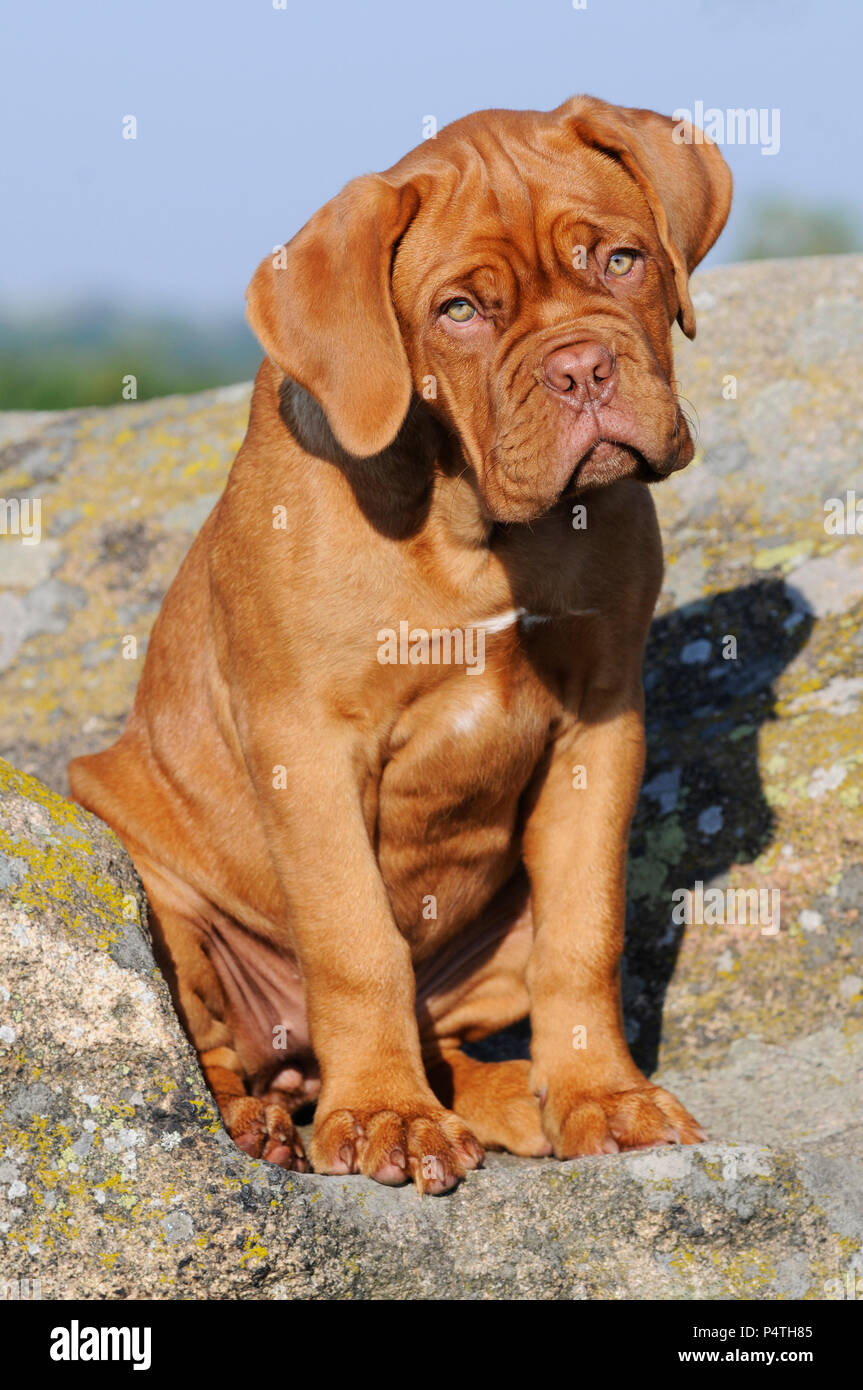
(70, 96, 731, 1192)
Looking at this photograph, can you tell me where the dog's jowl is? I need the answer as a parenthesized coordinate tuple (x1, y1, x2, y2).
(69, 96, 732, 1192)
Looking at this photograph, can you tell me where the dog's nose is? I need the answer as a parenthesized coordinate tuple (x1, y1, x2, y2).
(543, 342, 616, 400)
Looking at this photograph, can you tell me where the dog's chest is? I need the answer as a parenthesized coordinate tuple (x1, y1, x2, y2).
(375, 646, 554, 943)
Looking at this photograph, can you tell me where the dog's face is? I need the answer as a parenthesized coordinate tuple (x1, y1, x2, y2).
(248, 97, 732, 524)
(391, 134, 696, 522)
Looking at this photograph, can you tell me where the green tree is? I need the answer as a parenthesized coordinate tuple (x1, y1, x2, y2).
(737, 197, 861, 261)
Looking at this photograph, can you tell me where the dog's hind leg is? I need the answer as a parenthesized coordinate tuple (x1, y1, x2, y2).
(139, 873, 310, 1172)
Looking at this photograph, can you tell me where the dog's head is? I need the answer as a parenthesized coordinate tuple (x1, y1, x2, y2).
(247, 96, 731, 524)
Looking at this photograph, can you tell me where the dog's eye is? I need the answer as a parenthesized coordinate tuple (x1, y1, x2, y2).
(443, 298, 477, 322)
(606, 250, 637, 277)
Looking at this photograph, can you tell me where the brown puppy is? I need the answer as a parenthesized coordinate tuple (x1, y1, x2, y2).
(69, 96, 731, 1193)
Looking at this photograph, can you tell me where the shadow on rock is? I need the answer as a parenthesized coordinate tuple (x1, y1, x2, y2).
(625, 576, 813, 1073)
(468, 576, 814, 1074)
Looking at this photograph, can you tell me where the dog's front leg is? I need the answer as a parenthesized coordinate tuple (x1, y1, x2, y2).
(243, 722, 484, 1192)
(523, 685, 705, 1156)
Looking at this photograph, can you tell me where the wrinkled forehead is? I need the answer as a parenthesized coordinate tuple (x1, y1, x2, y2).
(390, 113, 657, 306)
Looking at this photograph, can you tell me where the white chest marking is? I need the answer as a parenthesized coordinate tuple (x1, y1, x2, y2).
(474, 606, 598, 634)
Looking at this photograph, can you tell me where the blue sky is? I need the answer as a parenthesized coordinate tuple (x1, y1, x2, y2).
(2, 0, 860, 315)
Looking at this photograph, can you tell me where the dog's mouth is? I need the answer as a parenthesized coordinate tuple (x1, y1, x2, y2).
(564, 439, 654, 494)
(552, 390, 674, 477)
(474, 387, 693, 524)
(557, 393, 693, 495)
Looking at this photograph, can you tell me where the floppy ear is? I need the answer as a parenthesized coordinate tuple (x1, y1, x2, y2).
(246, 174, 420, 457)
(558, 96, 732, 339)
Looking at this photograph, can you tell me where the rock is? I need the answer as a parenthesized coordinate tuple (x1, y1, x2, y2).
(1, 256, 862, 1298)
(0, 763, 859, 1300)
(0, 383, 251, 782)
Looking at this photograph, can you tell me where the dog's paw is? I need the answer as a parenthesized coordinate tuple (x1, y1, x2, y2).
(220, 1095, 309, 1170)
(430, 1056, 552, 1157)
(542, 1081, 706, 1158)
(310, 1103, 484, 1193)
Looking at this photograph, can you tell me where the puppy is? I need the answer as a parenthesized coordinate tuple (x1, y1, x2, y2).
(69, 96, 731, 1192)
